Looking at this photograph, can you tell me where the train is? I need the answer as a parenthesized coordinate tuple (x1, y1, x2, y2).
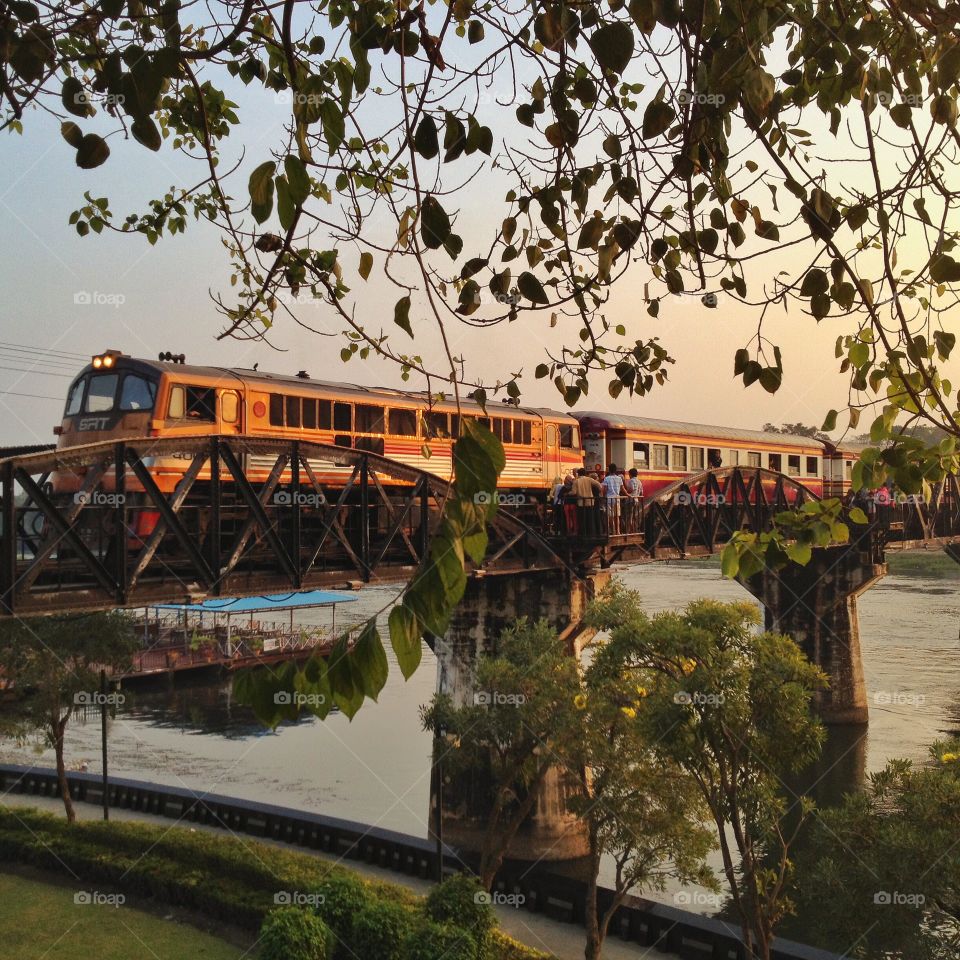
(50, 350, 859, 506)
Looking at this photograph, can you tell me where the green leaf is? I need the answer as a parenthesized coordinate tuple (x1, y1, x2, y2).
(518, 271, 549, 305)
(393, 295, 413, 336)
(388, 605, 423, 680)
(131, 116, 161, 151)
(414, 115, 439, 159)
(589, 22, 635, 74)
(284, 154, 311, 205)
(931, 254, 960, 283)
(62, 77, 93, 118)
(642, 101, 675, 140)
(720, 544, 740, 579)
(275, 174, 295, 230)
(359, 251, 373, 280)
(848, 507, 869, 525)
(320, 100, 345, 152)
(61, 121, 83, 148)
(821, 409, 838, 432)
(248, 161, 276, 224)
(351, 619, 389, 701)
(799, 268, 829, 297)
(420, 195, 451, 249)
(75, 133, 110, 169)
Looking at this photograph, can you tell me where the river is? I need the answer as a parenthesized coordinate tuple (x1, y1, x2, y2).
(2, 557, 958, 915)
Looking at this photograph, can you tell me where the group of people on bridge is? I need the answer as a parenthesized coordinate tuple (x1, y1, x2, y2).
(550, 464, 644, 538)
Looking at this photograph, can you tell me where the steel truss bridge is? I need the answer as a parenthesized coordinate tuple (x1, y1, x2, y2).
(1, 437, 958, 617)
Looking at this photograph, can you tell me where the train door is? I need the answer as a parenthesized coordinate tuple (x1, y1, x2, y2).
(219, 390, 242, 435)
(544, 422, 562, 480)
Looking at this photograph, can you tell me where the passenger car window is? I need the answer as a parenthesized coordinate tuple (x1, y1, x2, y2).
(85, 374, 118, 413)
(119, 375, 157, 411)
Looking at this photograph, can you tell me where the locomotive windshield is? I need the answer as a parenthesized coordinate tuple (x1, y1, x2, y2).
(63, 371, 158, 418)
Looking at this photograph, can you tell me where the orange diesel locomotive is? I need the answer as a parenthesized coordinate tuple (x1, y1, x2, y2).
(52, 351, 584, 496)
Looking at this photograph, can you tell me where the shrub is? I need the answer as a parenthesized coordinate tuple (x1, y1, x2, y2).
(401, 919, 478, 960)
(313, 871, 368, 951)
(259, 906, 333, 960)
(425, 873, 495, 958)
(352, 898, 415, 960)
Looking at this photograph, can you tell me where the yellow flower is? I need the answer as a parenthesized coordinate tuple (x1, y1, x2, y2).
(941, 752, 958, 763)
(574, 693, 588, 710)
(635, 686, 648, 698)
(680, 657, 697, 676)
(621, 706, 637, 719)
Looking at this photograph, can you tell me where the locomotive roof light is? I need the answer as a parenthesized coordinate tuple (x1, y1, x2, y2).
(91, 355, 103, 368)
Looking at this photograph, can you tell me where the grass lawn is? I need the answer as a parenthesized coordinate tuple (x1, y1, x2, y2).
(0, 873, 254, 960)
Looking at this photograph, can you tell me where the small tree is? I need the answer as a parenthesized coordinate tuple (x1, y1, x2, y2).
(793, 739, 960, 960)
(0, 612, 138, 822)
(420, 618, 580, 889)
(563, 635, 716, 960)
(587, 585, 827, 960)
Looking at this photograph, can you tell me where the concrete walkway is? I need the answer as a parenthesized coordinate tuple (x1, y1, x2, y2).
(0, 794, 664, 960)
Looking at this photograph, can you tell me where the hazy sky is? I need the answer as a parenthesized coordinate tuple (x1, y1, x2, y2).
(0, 40, 914, 448)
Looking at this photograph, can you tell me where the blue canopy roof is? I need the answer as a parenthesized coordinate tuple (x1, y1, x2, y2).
(151, 590, 358, 614)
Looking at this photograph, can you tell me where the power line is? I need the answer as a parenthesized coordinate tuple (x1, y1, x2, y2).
(0, 364, 72, 378)
(0, 341, 87, 360)
(0, 390, 65, 401)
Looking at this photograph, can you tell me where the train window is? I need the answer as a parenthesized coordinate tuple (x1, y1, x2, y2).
(689, 447, 704, 470)
(747, 451, 761, 468)
(652, 444, 668, 468)
(389, 408, 417, 436)
(518, 421, 532, 445)
(355, 436, 385, 455)
(424, 411, 449, 438)
(221, 392, 239, 424)
(477, 416, 492, 430)
(546, 424, 559, 447)
(285, 395, 301, 428)
(632, 442, 649, 467)
(493, 417, 512, 443)
(333, 402, 352, 432)
(169, 386, 185, 419)
(269, 393, 284, 426)
(65, 378, 85, 417)
(787, 455, 801, 476)
(119, 375, 156, 412)
(85, 374, 118, 412)
(302, 397, 317, 430)
(672, 446, 688, 471)
(318, 399, 332, 430)
(450, 414, 461, 438)
(334, 434, 351, 448)
(845, 460, 852, 479)
(184, 387, 216, 421)
(767, 453, 782, 472)
(559, 425, 575, 449)
(806, 456, 819, 476)
(707, 448, 722, 468)
(355, 404, 385, 434)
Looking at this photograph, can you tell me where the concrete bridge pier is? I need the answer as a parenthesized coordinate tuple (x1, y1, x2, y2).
(741, 540, 886, 725)
(428, 568, 610, 862)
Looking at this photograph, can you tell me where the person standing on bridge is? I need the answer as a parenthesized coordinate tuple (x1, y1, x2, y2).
(625, 468, 643, 533)
(603, 464, 624, 535)
(573, 468, 603, 538)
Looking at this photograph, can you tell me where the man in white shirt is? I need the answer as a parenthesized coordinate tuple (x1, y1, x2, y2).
(602, 465, 624, 534)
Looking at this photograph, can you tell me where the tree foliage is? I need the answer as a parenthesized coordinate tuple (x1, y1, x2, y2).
(6, 0, 960, 449)
(586, 585, 827, 960)
(0, 612, 138, 821)
(791, 740, 960, 960)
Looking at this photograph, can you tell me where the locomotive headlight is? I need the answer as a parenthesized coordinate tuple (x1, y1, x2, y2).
(102, 354, 115, 368)
(92, 356, 103, 369)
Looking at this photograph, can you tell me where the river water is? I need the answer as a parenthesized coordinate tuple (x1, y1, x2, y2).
(2, 559, 959, 911)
